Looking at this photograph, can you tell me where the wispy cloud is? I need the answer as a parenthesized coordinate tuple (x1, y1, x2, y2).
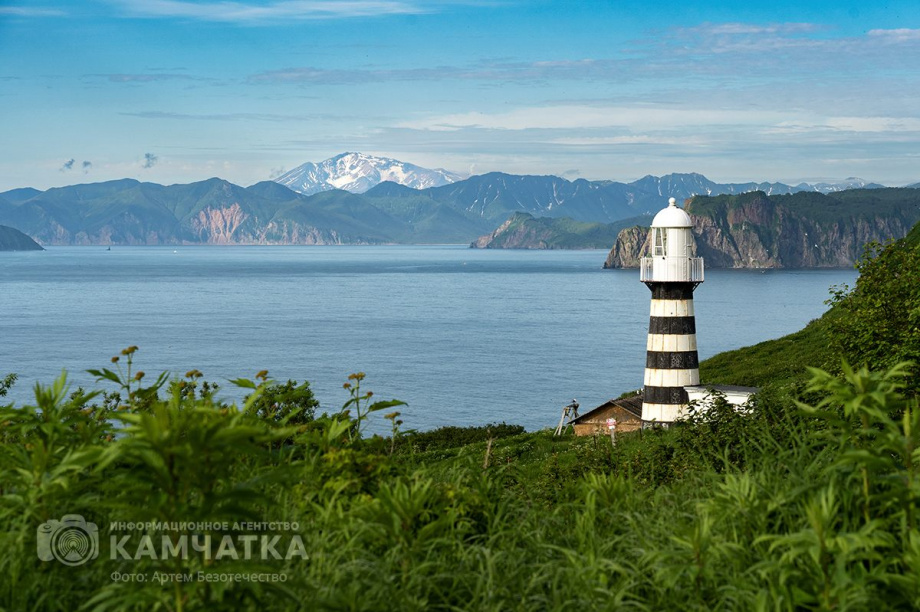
(396, 105, 791, 132)
(766, 116, 920, 135)
(249, 59, 635, 84)
(82, 160, 92, 173)
(385, 102, 920, 165)
(142, 153, 158, 169)
(550, 135, 709, 147)
(122, 110, 345, 122)
(867, 28, 920, 43)
(248, 23, 920, 88)
(0, 6, 66, 17)
(679, 21, 822, 36)
(105, 0, 470, 23)
(86, 73, 203, 83)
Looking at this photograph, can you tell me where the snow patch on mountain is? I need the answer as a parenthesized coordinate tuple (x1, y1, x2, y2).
(798, 177, 886, 193)
(274, 152, 462, 195)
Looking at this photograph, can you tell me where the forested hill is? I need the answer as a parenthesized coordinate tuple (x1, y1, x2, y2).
(0, 224, 42, 251)
(605, 188, 920, 268)
(470, 212, 645, 249)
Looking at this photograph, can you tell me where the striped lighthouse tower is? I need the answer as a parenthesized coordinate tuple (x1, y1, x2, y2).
(640, 197, 704, 424)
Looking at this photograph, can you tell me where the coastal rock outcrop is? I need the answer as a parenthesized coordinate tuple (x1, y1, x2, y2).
(471, 212, 626, 250)
(0, 225, 43, 251)
(603, 225, 650, 268)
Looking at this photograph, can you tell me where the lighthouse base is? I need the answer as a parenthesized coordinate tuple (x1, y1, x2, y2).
(641, 403, 689, 423)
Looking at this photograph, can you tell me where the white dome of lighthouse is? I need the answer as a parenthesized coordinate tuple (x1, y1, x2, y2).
(651, 197, 692, 228)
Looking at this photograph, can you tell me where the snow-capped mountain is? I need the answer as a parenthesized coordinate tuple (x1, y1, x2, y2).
(274, 152, 462, 195)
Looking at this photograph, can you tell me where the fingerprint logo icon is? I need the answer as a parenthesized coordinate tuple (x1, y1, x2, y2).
(36, 515, 99, 566)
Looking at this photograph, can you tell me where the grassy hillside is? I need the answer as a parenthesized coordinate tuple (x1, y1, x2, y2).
(699, 312, 837, 387)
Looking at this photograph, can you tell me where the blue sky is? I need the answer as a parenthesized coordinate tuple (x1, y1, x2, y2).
(2, 0, 920, 190)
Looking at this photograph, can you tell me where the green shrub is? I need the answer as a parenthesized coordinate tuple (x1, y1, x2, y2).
(399, 422, 525, 453)
(827, 238, 920, 395)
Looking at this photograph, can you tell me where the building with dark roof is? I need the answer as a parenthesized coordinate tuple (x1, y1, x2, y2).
(572, 395, 643, 436)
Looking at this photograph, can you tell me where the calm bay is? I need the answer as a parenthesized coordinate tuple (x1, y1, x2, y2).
(0, 246, 857, 434)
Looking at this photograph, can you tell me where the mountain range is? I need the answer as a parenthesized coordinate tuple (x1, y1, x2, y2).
(0, 153, 914, 247)
(274, 153, 888, 201)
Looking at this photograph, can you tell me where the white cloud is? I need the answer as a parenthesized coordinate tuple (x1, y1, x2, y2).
(826, 116, 920, 132)
(248, 59, 633, 84)
(397, 105, 791, 132)
(0, 6, 65, 16)
(247, 20, 920, 89)
(867, 28, 920, 42)
(768, 116, 920, 134)
(549, 135, 709, 147)
(106, 0, 474, 22)
(689, 22, 821, 36)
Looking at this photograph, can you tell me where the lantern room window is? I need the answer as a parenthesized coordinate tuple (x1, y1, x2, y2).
(653, 228, 667, 256)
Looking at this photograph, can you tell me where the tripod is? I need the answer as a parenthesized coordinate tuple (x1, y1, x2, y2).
(553, 400, 580, 436)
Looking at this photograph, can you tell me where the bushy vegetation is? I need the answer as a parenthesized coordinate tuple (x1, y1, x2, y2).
(827, 240, 920, 394)
(386, 422, 524, 453)
(3, 354, 919, 611)
(2, 225, 919, 611)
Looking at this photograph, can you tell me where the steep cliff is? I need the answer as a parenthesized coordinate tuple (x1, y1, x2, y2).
(604, 189, 920, 269)
(603, 226, 650, 268)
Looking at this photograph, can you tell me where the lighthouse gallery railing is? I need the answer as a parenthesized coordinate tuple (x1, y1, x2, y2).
(640, 257, 705, 283)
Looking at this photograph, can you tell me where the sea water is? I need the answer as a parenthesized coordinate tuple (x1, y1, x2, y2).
(0, 246, 857, 434)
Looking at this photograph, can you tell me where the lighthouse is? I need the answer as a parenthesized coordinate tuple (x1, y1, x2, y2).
(640, 197, 704, 424)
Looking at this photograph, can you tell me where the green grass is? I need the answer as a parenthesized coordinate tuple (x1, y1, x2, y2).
(699, 310, 839, 388)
